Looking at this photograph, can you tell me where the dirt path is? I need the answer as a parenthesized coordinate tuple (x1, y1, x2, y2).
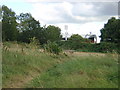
(64, 50, 105, 57)
(74, 51, 105, 56)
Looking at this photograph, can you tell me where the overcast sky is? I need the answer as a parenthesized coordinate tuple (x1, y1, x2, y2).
(1, 0, 119, 43)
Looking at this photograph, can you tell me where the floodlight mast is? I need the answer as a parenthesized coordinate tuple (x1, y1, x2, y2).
(65, 25, 68, 41)
(119, 1, 120, 19)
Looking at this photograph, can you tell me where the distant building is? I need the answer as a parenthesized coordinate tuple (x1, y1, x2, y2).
(85, 32, 97, 43)
(61, 31, 97, 43)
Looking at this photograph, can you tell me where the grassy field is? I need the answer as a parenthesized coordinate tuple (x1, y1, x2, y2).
(2, 42, 119, 88)
(0, 43, 2, 89)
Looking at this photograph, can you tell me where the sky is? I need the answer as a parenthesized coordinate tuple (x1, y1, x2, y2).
(1, 0, 119, 43)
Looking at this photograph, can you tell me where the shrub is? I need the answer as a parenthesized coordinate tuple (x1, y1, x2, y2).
(29, 37, 40, 49)
(63, 41, 118, 53)
(44, 41, 62, 55)
(93, 42, 118, 53)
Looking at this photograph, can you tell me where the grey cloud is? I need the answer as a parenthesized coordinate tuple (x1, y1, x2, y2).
(39, 2, 118, 24)
(96, 2, 118, 16)
(72, 2, 118, 17)
(26, 0, 119, 3)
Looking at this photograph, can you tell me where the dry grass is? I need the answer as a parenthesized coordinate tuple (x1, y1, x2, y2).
(2, 42, 119, 88)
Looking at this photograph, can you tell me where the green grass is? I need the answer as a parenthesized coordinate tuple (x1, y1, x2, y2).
(2, 42, 69, 87)
(0, 44, 2, 89)
(26, 54, 118, 88)
(2, 42, 119, 88)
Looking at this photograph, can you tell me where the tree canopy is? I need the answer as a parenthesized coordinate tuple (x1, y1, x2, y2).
(17, 13, 43, 43)
(2, 5, 62, 44)
(2, 5, 18, 41)
(100, 17, 120, 43)
(66, 34, 89, 49)
(45, 25, 62, 42)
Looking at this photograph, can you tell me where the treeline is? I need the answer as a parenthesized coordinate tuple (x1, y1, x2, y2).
(2, 5, 62, 44)
(1, 5, 120, 53)
(99, 17, 120, 53)
(59, 37, 118, 53)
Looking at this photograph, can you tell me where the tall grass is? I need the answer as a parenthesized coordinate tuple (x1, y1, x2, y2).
(2, 42, 119, 88)
(0, 43, 2, 89)
(2, 42, 68, 88)
(26, 53, 118, 88)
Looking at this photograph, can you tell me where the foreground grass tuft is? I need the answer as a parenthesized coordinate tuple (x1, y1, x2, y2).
(2, 42, 68, 88)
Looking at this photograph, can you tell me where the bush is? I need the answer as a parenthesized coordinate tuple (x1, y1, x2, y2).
(93, 42, 118, 53)
(55, 39, 118, 53)
(76, 42, 118, 53)
(61, 41, 118, 53)
(29, 37, 40, 49)
(44, 41, 62, 55)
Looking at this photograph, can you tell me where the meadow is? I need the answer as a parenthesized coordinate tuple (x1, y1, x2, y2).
(2, 42, 119, 88)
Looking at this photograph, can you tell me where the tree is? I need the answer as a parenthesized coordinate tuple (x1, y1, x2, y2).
(45, 25, 62, 42)
(17, 13, 43, 43)
(17, 14, 62, 44)
(100, 17, 120, 43)
(69, 34, 84, 42)
(0, 5, 2, 20)
(67, 34, 86, 49)
(2, 5, 18, 41)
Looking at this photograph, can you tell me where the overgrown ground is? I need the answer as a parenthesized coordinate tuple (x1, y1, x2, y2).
(0, 43, 2, 89)
(2, 42, 119, 88)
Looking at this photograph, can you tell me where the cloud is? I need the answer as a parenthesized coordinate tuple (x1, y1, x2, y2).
(96, 2, 118, 16)
(24, 0, 119, 3)
(30, 2, 118, 24)
(31, 2, 74, 24)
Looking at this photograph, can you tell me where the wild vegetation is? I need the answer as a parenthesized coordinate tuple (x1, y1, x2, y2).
(1, 5, 120, 88)
(44, 41, 62, 55)
(2, 42, 119, 88)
